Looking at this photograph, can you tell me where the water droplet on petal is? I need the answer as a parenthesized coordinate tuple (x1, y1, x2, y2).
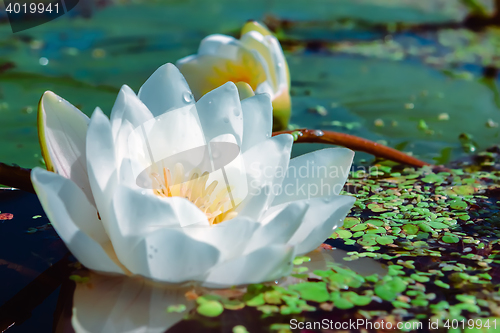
(58, 99, 62, 103)
(182, 92, 194, 103)
(233, 108, 241, 117)
(223, 117, 229, 123)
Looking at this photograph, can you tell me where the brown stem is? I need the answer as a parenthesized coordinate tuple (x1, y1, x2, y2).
(274, 129, 430, 168)
(0, 163, 35, 194)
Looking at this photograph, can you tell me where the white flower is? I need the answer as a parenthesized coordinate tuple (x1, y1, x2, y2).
(176, 21, 291, 130)
(32, 63, 355, 288)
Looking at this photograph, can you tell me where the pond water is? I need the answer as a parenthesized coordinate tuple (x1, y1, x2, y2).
(0, 0, 499, 332)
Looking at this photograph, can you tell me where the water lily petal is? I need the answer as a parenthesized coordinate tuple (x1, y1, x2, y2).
(72, 273, 194, 333)
(235, 184, 272, 221)
(240, 20, 273, 37)
(183, 216, 259, 261)
(120, 103, 206, 187)
(240, 93, 272, 152)
(244, 200, 308, 254)
(111, 185, 209, 237)
(235, 81, 255, 100)
(203, 245, 295, 288)
(177, 47, 268, 100)
(38, 91, 93, 205)
(271, 148, 354, 206)
(120, 228, 220, 283)
(31, 167, 124, 274)
(138, 63, 194, 116)
(108, 186, 219, 282)
(86, 107, 118, 231)
(197, 34, 241, 59)
(287, 194, 356, 254)
(196, 82, 243, 145)
(265, 35, 290, 92)
(110, 85, 153, 165)
(110, 85, 153, 139)
(240, 31, 278, 91)
(241, 134, 293, 206)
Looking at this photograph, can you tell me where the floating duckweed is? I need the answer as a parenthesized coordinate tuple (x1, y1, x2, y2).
(289, 282, 329, 303)
(232, 325, 249, 333)
(197, 300, 224, 317)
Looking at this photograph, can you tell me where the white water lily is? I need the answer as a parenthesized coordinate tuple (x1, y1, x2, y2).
(32, 63, 355, 288)
(176, 21, 291, 130)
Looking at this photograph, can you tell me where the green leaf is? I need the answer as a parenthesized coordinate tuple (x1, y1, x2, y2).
(442, 235, 460, 243)
(333, 229, 352, 239)
(197, 300, 224, 317)
(289, 282, 330, 303)
(402, 224, 419, 235)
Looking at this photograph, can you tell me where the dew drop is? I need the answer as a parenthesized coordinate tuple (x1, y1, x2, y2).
(223, 117, 229, 123)
(313, 130, 324, 137)
(182, 92, 194, 103)
(233, 108, 241, 117)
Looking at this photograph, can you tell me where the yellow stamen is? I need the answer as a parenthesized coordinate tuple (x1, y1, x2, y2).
(150, 164, 238, 225)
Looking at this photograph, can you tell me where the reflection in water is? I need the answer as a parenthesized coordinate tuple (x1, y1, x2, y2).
(71, 274, 195, 333)
(64, 248, 386, 332)
(308, 248, 387, 276)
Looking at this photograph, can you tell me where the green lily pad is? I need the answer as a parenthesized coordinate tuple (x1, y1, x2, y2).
(197, 300, 224, 317)
(403, 224, 419, 235)
(449, 200, 468, 210)
(442, 235, 460, 243)
(289, 282, 330, 303)
(333, 229, 353, 239)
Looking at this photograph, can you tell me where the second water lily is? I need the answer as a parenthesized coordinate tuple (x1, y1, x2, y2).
(177, 21, 292, 130)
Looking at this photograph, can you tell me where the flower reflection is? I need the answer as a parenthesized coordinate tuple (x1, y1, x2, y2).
(71, 273, 194, 333)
